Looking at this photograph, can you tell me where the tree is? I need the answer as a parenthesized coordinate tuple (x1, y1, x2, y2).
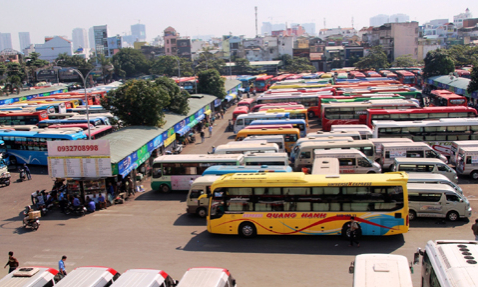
(154, 76, 190, 115)
(423, 49, 455, 78)
(448, 45, 478, 67)
(96, 54, 114, 84)
(25, 52, 49, 83)
(392, 54, 420, 67)
(282, 56, 316, 73)
(150, 56, 193, 77)
(467, 66, 478, 95)
(354, 46, 390, 70)
(111, 48, 150, 78)
(197, 69, 226, 99)
(195, 50, 225, 73)
(2, 62, 25, 95)
(56, 53, 95, 77)
(101, 79, 170, 126)
(234, 58, 252, 75)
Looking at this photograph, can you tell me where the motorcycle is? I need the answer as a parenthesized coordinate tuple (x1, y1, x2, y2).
(0, 172, 11, 186)
(18, 168, 26, 182)
(23, 207, 40, 231)
(173, 144, 183, 154)
(64, 202, 86, 216)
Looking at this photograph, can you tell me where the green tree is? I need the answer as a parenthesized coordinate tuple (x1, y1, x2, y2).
(101, 80, 170, 126)
(423, 49, 455, 78)
(467, 66, 478, 95)
(197, 69, 226, 99)
(448, 45, 478, 67)
(111, 48, 150, 78)
(285, 57, 316, 73)
(392, 54, 420, 67)
(354, 46, 390, 70)
(25, 52, 49, 83)
(196, 50, 225, 73)
(234, 58, 252, 75)
(2, 62, 25, 94)
(150, 56, 193, 77)
(56, 53, 95, 77)
(330, 57, 343, 69)
(347, 55, 361, 67)
(154, 76, 190, 115)
(97, 54, 114, 84)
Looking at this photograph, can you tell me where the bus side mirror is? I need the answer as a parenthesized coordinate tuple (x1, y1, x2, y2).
(413, 248, 422, 265)
(349, 261, 354, 274)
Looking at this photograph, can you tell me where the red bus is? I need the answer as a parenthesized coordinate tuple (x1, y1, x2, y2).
(348, 71, 366, 79)
(271, 74, 292, 84)
(86, 125, 114, 139)
(251, 102, 298, 113)
(254, 75, 274, 92)
(245, 124, 294, 130)
(47, 123, 95, 130)
(256, 93, 319, 118)
(455, 69, 471, 79)
(232, 106, 249, 122)
(264, 87, 336, 95)
(395, 70, 416, 86)
(258, 104, 305, 112)
(364, 106, 478, 128)
(365, 71, 381, 77)
(430, 90, 467, 107)
(321, 99, 419, 131)
(0, 111, 48, 125)
(237, 98, 256, 110)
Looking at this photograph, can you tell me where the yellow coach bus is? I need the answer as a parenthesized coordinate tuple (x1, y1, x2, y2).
(201, 172, 409, 238)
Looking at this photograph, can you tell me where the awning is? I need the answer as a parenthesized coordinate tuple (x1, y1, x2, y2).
(196, 114, 205, 122)
(225, 95, 233, 102)
(230, 93, 237, 99)
(177, 125, 191, 136)
(187, 119, 198, 128)
(204, 110, 212, 115)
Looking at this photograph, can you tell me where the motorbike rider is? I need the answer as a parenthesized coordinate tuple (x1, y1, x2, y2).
(58, 190, 67, 213)
(23, 206, 33, 226)
(72, 195, 81, 208)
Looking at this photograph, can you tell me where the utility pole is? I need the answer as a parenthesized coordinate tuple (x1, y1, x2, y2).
(255, 6, 258, 37)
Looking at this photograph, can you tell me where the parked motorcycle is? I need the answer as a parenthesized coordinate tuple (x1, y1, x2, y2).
(173, 144, 183, 154)
(23, 207, 40, 231)
(64, 202, 86, 216)
(0, 172, 11, 186)
(18, 168, 26, 182)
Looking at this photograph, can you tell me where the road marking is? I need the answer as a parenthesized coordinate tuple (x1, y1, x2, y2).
(24, 261, 75, 266)
(93, 213, 133, 217)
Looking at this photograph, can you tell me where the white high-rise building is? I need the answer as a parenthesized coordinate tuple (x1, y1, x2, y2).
(18, 32, 31, 50)
(93, 25, 108, 56)
(72, 28, 88, 51)
(88, 27, 95, 52)
(389, 14, 410, 23)
(0, 33, 13, 51)
(370, 14, 389, 27)
(454, 8, 473, 28)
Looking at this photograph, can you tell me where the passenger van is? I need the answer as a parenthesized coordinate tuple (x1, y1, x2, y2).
(55, 266, 120, 287)
(244, 152, 289, 166)
(311, 157, 340, 175)
(0, 266, 58, 287)
(314, 149, 382, 174)
(379, 142, 447, 171)
(407, 183, 471, 221)
(330, 124, 373, 139)
(110, 269, 177, 287)
(176, 267, 236, 287)
(187, 175, 219, 217)
(456, 146, 478, 179)
(391, 158, 458, 183)
(243, 135, 286, 152)
(407, 173, 463, 195)
(368, 138, 413, 161)
(450, 140, 478, 165)
(214, 142, 279, 154)
(307, 130, 362, 140)
(290, 136, 355, 163)
(293, 140, 375, 171)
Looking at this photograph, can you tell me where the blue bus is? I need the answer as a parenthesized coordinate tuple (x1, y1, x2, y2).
(202, 165, 292, 176)
(249, 119, 307, 137)
(0, 129, 87, 165)
(236, 75, 257, 93)
(37, 116, 110, 128)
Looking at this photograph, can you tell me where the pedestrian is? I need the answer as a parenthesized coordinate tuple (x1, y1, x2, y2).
(23, 164, 31, 180)
(189, 178, 194, 186)
(471, 219, 478, 240)
(107, 182, 115, 204)
(211, 146, 216, 154)
(31, 190, 39, 205)
(200, 130, 205, 143)
(58, 256, 67, 278)
(4, 251, 19, 273)
(127, 176, 135, 196)
(98, 193, 106, 209)
(208, 125, 213, 137)
(349, 217, 360, 247)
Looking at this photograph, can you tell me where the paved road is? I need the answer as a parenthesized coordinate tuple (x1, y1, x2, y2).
(0, 97, 477, 286)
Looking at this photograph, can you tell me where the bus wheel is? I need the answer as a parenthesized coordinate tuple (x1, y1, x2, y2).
(471, 171, 478, 180)
(447, 211, 459, 221)
(308, 112, 315, 119)
(367, 171, 375, 174)
(160, 184, 171, 193)
(409, 210, 417, 221)
(239, 222, 256, 238)
(341, 223, 351, 239)
(196, 207, 207, 218)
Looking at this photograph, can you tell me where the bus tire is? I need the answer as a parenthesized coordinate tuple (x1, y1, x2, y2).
(160, 184, 171, 193)
(239, 222, 257, 238)
(409, 210, 417, 221)
(196, 207, 207, 218)
(471, 171, 478, 180)
(367, 171, 375, 174)
(447, 211, 459, 222)
(308, 111, 315, 119)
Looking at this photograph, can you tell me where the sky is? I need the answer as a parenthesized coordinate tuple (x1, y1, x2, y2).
(1, 0, 477, 51)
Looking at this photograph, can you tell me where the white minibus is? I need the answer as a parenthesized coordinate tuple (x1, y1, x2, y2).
(0, 267, 58, 287)
(186, 176, 219, 218)
(311, 157, 340, 175)
(176, 267, 236, 287)
(407, 183, 471, 221)
(243, 135, 286, 152)
(391, 158, 458, 183)
(306, 130, 361, 140)
(456, 146, 478, 179)
(368, 138, 413, 161)
(244, 152, 289, 166)
(314, 149, 381, 174)
(407, 173, 463, 194)
(379, 142, 447, 171)
(330, 124, 373, 139)
(55, 266, 119, 287)
(450, 140, 478, 166)
(214, 142, 279, 154)
(110, 269, 177, 287)
(234, 112, 289, 134)
(290, 136, 355, 163)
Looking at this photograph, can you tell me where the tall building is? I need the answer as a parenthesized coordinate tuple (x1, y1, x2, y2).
(370, 14, 389, 27)
(389, 14, 410, 23)
(18, 32, 31, 51)
(163, 26, 178, 56)
(35, 36, 72, 62)
(93, 25, 108, 56)
(88, 27, 95, 52)
(131, 23, 146, 42)
(72, 28, 88, 51)
(454, 8, 473, 28)
(0, 33, 13, 51)
(107, 35, 124, 57)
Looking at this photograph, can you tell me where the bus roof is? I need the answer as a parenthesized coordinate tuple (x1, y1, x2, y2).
(177, 267, 233, 287)
(236, 112, 289, 120)
(407, 183, 456, 193)
(250, 119, 306, 125)
(111, 269, 170, 286)
(203, 165, 292, 175)
(367, 106, 477, 114)
(0, 129, 86, 139)
(299, 140, 372, 148)
(322, 99, 417, 108)
(153, 154, 244, 164)
(373, 118, 478, 128)
(255, 75, 273, 81)
(353, 254, 413, 287)
(0, 267, 58, 286)
(55, 266, 118, 287)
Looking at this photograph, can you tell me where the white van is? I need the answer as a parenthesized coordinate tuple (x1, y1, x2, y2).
(186, 176, 219, 217)
(294, 140, 375, 171)
(243, 135, 286, 152)
(407, 183, 471, 221)
(450, 140, 478, 165)
(110, 269, 177, 287)
(290, 136, 355, 163)
(0, 267, 58, 287)
(244, 152, 289, 166)
(314, 149, 382, 174)
(456, 146, 478, 179)
(311, 157, 340, 175)
(55, 266, 119, 287)
(368, 138, 414, 161)
(330, 124, 373, 139)
(214, 142, 279, 154)
(407, 173, 463, 195)
(176, 267, 236, 287)
(391, 158, 458, 184)
(379, 142, 447, 171)
(306, 130, 362, 140)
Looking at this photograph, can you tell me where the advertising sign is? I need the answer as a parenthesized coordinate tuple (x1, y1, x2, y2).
(390, 150, 406, 158)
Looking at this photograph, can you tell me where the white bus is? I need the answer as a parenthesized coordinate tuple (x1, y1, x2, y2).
(330, 124, 373, 139)
(0, 267, 58, 287)
(414, 240, 478, 287)
(151, 154, 244, 192)
(311, 157, 340, 175)
(450, 140, 478, 166)
(350, 254, 413, 287)
(214, 142, 279, 154)
(110, 269, 177, 287)
(234, 112, 289, 134)
(306, 130, 362, 140)
(456, 146, 478, 179)
(372, 118, 478, 158)
(176, 267, 237, 287)
(55, 266, 119, 287)
(368, 138, 414, 161)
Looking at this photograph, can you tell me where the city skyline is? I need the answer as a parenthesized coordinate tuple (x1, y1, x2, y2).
(0, 0, 477, 51)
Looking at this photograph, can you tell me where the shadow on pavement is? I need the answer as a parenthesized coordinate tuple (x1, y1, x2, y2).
(173, 213, 206, 226)
(134, 189, 187, 202)
(410, 218, 469, 228)
(179, 231, 405, 255)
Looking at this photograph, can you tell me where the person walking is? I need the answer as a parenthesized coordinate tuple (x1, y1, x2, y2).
(23, 164, 31, 180)
(349, 217, 360, 247)
(200, 130, 205, 143)
(471, 219, 478, 240)
(208, 125, 213, 137)
(4, 251, 19, 273)
(58, 256, 67, 278)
